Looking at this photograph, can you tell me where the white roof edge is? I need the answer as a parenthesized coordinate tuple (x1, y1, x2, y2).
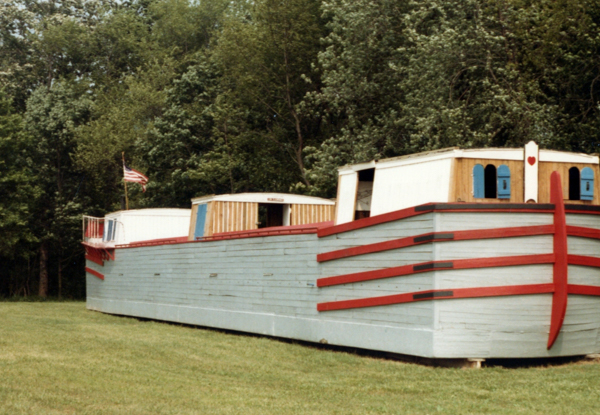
(539, 149, 599, 164)
(105, 208, 191, 218)
(191, 192, 335, 205)
(341, 145, 599, 172)
(338, 160, 376, 172)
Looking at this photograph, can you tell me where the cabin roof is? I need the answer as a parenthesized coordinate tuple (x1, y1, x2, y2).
(105, 208, 191, 219)
(339, 144, 599, 172)
(191, 192, 335, 206)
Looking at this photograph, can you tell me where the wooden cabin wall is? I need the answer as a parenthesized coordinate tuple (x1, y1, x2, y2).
(538, 162, 600, 204)
(205, 201, 258, 236)
(290, 204, 335, 226)
(452, 158, 524, 203)
(188, 204, 199, 241)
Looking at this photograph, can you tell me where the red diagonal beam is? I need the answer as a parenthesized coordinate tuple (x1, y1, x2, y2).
(317, 254, 555, 287)
(567, 225, 600, 239)
(568, 255, 600, 268)
(317, 284, 555, 312)
(85, 267, 104, 280)
(317, 225, 555, 263)
(568, 284, 600, 296)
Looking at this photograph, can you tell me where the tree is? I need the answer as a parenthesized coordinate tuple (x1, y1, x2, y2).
(0, 91, 37, 254)
(213, 0, 327, 188)
(25, 81, 93, 298)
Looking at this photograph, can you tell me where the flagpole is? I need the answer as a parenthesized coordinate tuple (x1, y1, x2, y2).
(122, 152, 129, 210)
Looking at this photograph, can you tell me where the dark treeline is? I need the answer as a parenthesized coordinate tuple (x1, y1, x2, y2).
(1, 0, 599, 298)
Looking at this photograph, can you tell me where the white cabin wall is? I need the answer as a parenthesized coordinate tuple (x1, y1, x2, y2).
(335, 171, 358, 225)
(370, 158, 453, 216)
(111, 210, 191, 244)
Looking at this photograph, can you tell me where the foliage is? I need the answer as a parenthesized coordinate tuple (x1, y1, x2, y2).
(0, 91, 38, 256)
(1, 0, 600, 297)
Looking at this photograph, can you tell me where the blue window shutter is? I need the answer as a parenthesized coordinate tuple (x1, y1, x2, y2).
(194, 204, 208, 238)
(581, 167, 594, 201)
(497, 165, 511, 199)
(473, 164, 485, 198)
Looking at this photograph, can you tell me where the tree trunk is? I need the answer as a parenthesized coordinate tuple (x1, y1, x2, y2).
(39, 241, 49, 298)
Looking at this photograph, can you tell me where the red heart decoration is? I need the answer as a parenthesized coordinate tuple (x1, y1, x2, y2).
(527, 156, 536, 166)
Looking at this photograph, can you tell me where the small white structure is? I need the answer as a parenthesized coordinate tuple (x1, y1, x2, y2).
(84, 209, 191, 247)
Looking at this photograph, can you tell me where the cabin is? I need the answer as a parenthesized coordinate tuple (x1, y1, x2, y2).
(189, 193, 335, 239)
(83, 208, 191, 247)
(335, 141, 600, 225)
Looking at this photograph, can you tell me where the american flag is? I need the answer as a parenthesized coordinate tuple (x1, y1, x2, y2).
(123, 164, 149, 192)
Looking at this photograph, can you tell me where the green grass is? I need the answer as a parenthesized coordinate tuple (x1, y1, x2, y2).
(1, 303, 599, 415)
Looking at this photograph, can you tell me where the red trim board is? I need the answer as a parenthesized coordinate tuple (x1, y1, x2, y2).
(548, 171, 568, 349)
(568, 284, 600, 296)
(85, 254, 103, 267)
(317, 254, 555, 287)
(568, 255, 600, 268)
(567, 226, 600, 239)
(317, 225, 555, 263)
(318, 203, 555, 238)
(85, 267, 104, 280)
(317, 284, 555, 311)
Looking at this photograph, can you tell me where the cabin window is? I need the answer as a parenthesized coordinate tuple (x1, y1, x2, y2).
(569, 167, 580, 200)
(580, 167, 594, 201)
(497, 165, 511, 199)
(194, 204, 207, 238)
(258, 204, 284, 228)
(103, 219, 117, 242)
(484, 165, 497, 198)
(473, 164, 510, 199)
(355, 168, 374, 220)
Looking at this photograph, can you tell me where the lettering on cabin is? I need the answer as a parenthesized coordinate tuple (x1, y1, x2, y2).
(268, 198, 285, 202)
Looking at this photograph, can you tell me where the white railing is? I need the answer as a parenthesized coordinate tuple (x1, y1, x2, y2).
(82, 215, 105, 245)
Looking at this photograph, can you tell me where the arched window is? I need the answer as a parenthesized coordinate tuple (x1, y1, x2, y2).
(569, 167, 580, 200)
(473, 164, 511, 199)
(484, 165, 497, 199)
(581, 167, 594, 201)
(497, 165, 511, 199)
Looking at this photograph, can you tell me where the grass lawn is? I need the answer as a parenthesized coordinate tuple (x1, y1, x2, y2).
(1, 302, 599, 414)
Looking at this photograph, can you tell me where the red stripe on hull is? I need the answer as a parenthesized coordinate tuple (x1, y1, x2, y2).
(317, 284, 555, 312)
(317, 254, 555, 287)
(568, 255, 600, 268)
(85, 254, 103, 267)
(318, 203, 555, 238)
(85, 267, 104, 280)
(567, 226, 600, 239)
(568, 284, 600, 296)
(317, 225, 555, 263)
